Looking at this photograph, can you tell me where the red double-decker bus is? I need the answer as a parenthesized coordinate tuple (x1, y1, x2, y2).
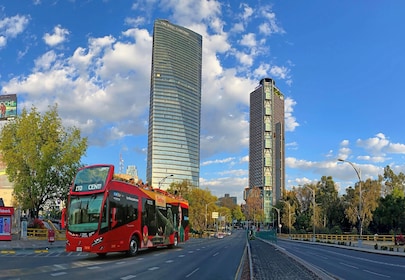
(65, 164, 189, 257)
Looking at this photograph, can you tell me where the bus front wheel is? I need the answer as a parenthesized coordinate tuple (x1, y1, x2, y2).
(127, 235, 139, 257)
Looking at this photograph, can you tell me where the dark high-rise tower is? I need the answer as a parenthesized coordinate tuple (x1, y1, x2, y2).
(249, 78, 285, 223)
(147, 20, 202, 188)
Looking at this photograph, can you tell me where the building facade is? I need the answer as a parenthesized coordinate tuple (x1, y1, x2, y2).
(249, 78, 285, 223)
(147, 19, 202, 189)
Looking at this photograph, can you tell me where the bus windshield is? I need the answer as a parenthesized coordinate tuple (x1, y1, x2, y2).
(68, 194, 105, 233)
(72, 166, 110, 192)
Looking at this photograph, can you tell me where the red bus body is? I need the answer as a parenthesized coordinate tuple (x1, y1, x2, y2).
(65, 164, 189, 256)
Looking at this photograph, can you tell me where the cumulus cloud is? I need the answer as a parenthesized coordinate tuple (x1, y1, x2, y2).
(43, 25, 69, 46)
(357, 133, 405, 156)
(0, 14, 29, 47)
(284, 97, 299, 132)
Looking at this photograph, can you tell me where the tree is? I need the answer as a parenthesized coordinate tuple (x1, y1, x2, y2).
(187, 187, 217, 234)
(167, 179, 192, 200)
(343, 178, 381, 234)
(382, 166, 405, 198)
(317, 176, 339, 230)
(0, 105, 87, 217)
(244, 186, 264, 224)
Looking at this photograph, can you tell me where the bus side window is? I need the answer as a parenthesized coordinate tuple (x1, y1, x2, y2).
(111, 207, 118, 228)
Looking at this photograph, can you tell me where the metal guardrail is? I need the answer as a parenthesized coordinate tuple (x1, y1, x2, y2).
(286, 233, 395, 243)
(27, 228, 66, 241)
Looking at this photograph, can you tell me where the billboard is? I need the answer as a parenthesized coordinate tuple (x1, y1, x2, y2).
(0, 94, 17, 121)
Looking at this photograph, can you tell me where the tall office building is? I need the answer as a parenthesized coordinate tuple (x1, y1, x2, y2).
(147, 19, 202, 189)
(249, 78, 285, 223)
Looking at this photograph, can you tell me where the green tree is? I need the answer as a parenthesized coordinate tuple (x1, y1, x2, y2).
(167, 179, 192, 200)
(0, 105, 87, 217)
(343, 178, 381, 234)
(372, 194, 405, 234)
(382, 166, 405, 198)
(188, 187, 218, 234)
(317, 176, 339, 230)
(231, 204, 245, 222)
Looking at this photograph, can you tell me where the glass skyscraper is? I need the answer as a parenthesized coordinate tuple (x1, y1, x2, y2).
(249, 78, 285, 223)
(146, 19, 202, 189)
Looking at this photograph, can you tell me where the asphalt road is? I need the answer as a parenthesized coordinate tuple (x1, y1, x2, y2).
(277, 239, 405, 279)
(0, 230, 246, 280)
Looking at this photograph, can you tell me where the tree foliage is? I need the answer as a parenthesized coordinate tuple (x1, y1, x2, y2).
(343, 178, 381, 234)
(0, 105, 87, 217)
(245, 186, 264, 223)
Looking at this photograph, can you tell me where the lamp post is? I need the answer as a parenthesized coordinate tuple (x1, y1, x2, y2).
(205, 201, 218, 230)
(158, 174, 173, 189)
(338, 158, 362, 246)
(305, 186, 316, 242)
(271, 206, 281, 234)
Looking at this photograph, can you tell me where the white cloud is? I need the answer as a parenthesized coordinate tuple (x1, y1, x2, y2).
(260, 6, 285, 35)
(270, 65, 289, 80)
(357, 133, 405, 156)
(239, 33, 256, 47)
(43, 25, 70, 46)
(201, 157, 235, 166)
(0, 14, 29, 47)
(284, 97, 299, 132)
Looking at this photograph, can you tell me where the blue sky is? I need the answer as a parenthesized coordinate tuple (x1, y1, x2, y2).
(1, 1, 405, 204)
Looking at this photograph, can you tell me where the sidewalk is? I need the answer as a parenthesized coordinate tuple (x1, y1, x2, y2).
(0, 234, 65, 252)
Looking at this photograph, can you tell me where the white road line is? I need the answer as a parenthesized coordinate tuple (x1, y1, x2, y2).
(165, 260, 174, 263)
(363, 270, 391, 278)
(212, 252, 219, 257)
(148, 266, 159, 271)
(340, 262, 358, 269)
(121, 275, 137, 280)
(51, 272, 67, 277)
(178, 254, 185, 258)
(186, 268, 199, 278)
(116, 261, 126, 265)
(87, 266, 100, 270)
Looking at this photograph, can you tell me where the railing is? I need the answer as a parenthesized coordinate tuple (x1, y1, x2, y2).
(287, 233, 395, 243)
(27, 228, 66, 241)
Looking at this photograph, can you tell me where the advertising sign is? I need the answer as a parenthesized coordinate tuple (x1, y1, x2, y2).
(0, 206, 14, 241)
(0, 94, 17, 121)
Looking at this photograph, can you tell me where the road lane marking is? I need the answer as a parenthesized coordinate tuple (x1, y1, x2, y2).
(165, 260, 174, 263)
(363, 270, 390, 278)
(51, 272, 67, 276)
(148, 266, 159, 271)
(121, 275, 137, 280)
(213, 252, 219, 257)
(185, 268, 199, 278)
(340, 262, 358, 269)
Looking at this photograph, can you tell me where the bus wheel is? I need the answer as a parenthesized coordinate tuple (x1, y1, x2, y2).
(127, 235, 139, 257)
(97, 253, 107, 258)
(169, 234, 178, 249)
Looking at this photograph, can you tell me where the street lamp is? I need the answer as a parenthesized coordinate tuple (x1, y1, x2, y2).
(158, 174, 173, 189)
(305, 186, 316, 242)
(271, 206, 281, 234)
(338, 158, 363, 246)
(205, 201, 218, 230)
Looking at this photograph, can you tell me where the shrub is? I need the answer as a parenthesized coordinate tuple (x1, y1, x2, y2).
(30, 218, 45, 229)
